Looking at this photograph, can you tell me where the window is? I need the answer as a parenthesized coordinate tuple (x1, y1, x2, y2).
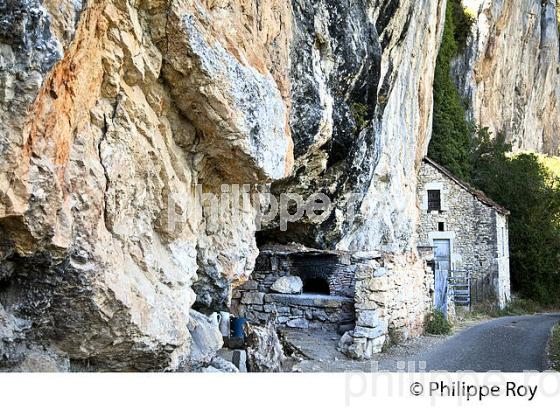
(428, 190, 441, 211)
(438, 222, 445, 232)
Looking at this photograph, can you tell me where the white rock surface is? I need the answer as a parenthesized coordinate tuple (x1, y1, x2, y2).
(0, 0, 292, 371)
(271, 276, 303, 294)
(245, 321, 285, 372)
(454, 0, 560, 154)
(201, 356, 239, 373)
(187, 310, 224, 368)
(337, 0, 447, 252)
(286, 318, 309, 329)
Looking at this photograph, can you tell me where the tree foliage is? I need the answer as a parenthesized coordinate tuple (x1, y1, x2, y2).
(470, 130, 560, 305)
(451, 0, 475, 51)
(428, 0, 474, 181)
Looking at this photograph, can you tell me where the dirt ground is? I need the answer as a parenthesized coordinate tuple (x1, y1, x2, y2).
(280, 316, 487, 372)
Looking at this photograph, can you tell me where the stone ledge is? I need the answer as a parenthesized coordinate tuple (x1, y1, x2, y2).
(264, 293, 353, 308)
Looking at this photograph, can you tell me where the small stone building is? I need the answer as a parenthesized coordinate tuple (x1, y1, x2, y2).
(231, 246, 356, 331)
(417, 158, 511, 309)
(232, 245, 433, 360)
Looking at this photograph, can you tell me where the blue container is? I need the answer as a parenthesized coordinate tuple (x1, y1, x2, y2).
(231, 317, 247, 338)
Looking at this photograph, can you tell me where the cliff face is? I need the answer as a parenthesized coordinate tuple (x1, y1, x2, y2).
(1, 0, 445, 371)
(453, 0, 560, 154)
(261, 0, 446, 252)
(0, 0, 294, 371)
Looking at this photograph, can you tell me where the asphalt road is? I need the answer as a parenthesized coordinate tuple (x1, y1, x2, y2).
(414, 314, 560, 372)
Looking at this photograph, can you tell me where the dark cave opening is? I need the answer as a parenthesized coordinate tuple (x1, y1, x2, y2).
(302, 277, 330, 295)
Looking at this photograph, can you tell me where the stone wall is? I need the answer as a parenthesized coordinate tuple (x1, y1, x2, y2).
(338, 252, 434, 360)
(495, 212, 511, 307)
(417, 160, 511, 308)
(232, 247, 355, 331)
(234, 247, 434, 360)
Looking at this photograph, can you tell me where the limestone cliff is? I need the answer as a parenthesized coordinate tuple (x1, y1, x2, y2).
(453, 0, 560, 154)
(0, 0, 293, 371)
(1, 0, 444, 371)
(259, 0, 446, 252)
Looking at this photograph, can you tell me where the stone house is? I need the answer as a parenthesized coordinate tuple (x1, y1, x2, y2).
(417, 157, 511, 309)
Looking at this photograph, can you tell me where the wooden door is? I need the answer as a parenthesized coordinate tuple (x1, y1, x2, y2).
(433, 239, 451, 315)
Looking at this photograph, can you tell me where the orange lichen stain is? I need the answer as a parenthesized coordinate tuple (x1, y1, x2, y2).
(283, 115, 294, 177)
(24, 1, 109, 182)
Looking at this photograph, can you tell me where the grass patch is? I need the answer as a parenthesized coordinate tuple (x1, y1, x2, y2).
(502, 298, 543, 315)
(549, 324, 560, 371)
(464, 297, 554, 320)
(425, 310, 453, 335)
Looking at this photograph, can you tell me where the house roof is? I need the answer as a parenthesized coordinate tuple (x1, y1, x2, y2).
(423, 157, 510, 216)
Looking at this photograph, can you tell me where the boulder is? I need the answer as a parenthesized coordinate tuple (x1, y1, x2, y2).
(187, 310, 223, 368)
(337, 330, 354, 351)
(353, 325, 385, 339)
(201, 356, 239, 373)
(286, 318, 309, 329)
(271, 276, 303, 294)
(245, 321, 285, 372)
(232, 350, 248, 373)
(337, 331, 365, 359)
(216, 348, 247, 372)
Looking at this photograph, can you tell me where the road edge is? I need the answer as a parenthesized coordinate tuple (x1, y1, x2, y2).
(546, 322, 560, 371)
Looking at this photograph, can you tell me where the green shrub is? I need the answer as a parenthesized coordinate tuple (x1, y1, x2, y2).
(350, 102, 369, 131)
(538, 154, 560, 178)
(425, 310, 453, 335)
(451, 0, 475, 51)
